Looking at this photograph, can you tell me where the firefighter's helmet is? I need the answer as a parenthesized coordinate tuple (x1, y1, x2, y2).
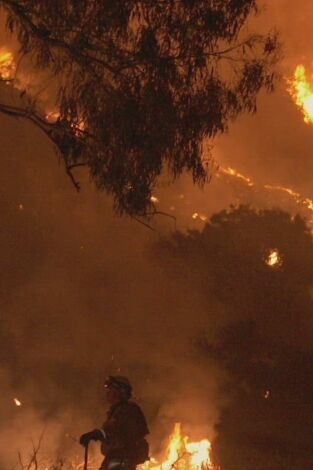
(104, 375, 132, 397)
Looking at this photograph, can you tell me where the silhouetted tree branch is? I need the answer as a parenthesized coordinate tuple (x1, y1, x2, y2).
(0, 0, 280, 215)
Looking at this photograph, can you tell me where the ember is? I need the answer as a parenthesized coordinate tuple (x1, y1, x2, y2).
(265, 249, 283, 268)
(192, 213, 207, 222)
(13, 397, 22, 407)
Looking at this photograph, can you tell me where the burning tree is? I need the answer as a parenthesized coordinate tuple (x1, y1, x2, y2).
(0, 0, 279, 216)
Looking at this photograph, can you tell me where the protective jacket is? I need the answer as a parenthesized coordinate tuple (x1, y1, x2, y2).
(100, 400, 149, 468)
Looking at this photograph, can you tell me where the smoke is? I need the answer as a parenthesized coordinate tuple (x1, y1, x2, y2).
(0, 113, 222, 468)
(1, 0, 313, 468)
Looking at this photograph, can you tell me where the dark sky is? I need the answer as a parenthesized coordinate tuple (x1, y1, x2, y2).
(0, 1, 313, 467)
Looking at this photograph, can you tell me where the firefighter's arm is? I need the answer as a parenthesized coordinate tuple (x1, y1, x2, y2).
(80, 412, 126, 447)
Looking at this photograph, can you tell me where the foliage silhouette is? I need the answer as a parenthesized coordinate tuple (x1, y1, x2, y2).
(0, 1, 279, 215)
(156, 205, 313, 469)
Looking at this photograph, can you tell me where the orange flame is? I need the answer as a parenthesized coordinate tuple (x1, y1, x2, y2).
(45, 111, 61, 122)
(265, 249, 283, 268)
(13, 397, 22, 407)
(219, 166, 313, 219)
(190, 162, 313, 226)
(140, 423, 216, 470)
(220, 166, 254, 187)
(192, 212, 207, 222)
(264, 184, 313, 213)
(288, 65, 313, 124)
(0, 49, 15, 80)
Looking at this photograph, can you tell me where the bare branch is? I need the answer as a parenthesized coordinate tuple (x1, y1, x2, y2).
(18, 452, 24, 470)
(0, 101, 86, 191)
(131, 216, 157, 232)
(25, 428, 46, 470)
(65, 165, 81, 192)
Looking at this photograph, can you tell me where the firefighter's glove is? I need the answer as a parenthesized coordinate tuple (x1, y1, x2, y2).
(79, 429, 103, 447)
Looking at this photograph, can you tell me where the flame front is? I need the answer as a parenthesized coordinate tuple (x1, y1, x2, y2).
(220, 166, 254, 187)
(289, 65, 313, 124)
(141, 423, 216, 470)
(219, 166, 313, 224)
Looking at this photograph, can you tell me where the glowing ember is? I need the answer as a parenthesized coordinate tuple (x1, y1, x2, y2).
(46, 111, 85, 134)
(288, 65, 313, 124)
(192, 212, 207, 222)
(0, 49, 15, 80)
(140, 423, 216, 470)
(150, 196, 159, 204)
(265, 249, 282, 268)
(13, 397, 22, 407)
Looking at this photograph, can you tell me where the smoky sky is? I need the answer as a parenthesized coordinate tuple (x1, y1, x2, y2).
(0, 115, 221, 466)
(1, 1, 313, 468)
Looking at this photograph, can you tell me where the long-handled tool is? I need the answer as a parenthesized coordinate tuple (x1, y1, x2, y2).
(83, 443, 89, 470)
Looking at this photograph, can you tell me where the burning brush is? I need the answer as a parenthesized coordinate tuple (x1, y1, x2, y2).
(140, 423, 218, 470)
(288, 65, 313, 124)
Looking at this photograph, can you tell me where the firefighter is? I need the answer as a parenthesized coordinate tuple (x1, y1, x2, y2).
(80, 376, 149, 470)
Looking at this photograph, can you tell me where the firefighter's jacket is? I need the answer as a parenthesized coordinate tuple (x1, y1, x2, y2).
(100, 400, 149, 460)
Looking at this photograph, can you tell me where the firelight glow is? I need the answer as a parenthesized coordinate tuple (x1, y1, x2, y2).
(289, 65, 313, 124)
(0, 49, 15, 80)
(265, 249, 282, 268)
(140, 423, 216, 470)
(220, 166, 254, 187)
(219, 166, 313, 220)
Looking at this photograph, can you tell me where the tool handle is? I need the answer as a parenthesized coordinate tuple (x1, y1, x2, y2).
(83, 443, 89, 470)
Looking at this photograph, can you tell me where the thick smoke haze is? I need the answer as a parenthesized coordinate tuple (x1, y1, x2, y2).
(0, 118, 221, 466)
(1, 1, 313, 468)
